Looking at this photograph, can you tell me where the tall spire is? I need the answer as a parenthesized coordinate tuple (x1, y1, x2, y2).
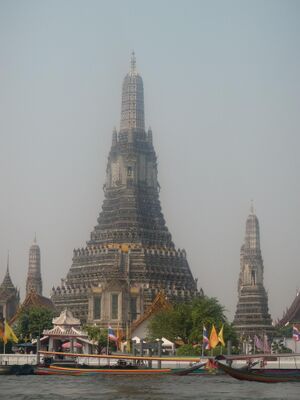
(130, 51, 136, 75)
(1, 252, 15, 290)
(120, 52, 145, 133)
(26, 238, 42, 296)
(245, 206, 260, 250)
(233, 207, 273, 338)
(52, 55, 197, 324)
(0, 252, 20, 321)
(250, 199, 254, 214)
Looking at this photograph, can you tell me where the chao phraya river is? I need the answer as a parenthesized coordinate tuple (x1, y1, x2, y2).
(1, 374, 300, 400)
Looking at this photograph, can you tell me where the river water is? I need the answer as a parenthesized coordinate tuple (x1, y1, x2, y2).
(1, 374, 300, 400)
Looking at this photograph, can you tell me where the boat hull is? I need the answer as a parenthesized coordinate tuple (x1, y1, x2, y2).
(35, 365, 173, 376)
(0, 365, 12, 375)
(35, 362, 211, 376)
(216, 361, 300, 383)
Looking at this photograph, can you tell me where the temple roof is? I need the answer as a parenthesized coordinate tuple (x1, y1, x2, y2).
(43, 325, 87, 338)
(131, 292, 171, 332)
(52, 309, 81, 326)
(278, 292, 300, 326)
(9, 290, 55, 324)
(0, 265, 15, 292)
(22, 290, 55, 310)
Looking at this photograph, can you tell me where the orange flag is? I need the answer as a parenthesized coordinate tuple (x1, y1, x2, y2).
(209, 324, 219, 349)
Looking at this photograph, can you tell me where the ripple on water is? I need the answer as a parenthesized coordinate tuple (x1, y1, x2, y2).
(2, 374, 300, 400)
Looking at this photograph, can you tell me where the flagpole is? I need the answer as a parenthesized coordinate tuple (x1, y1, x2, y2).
(107, 328, 109, 356)
(2, 317, 5, 355)
(202, 325, 204, 357)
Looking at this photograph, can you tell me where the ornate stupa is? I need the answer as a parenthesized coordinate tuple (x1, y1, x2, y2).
(51, 53, 198, 326)
(0, 255, 20, 321)
(26, 235, 42, 296)
(233, 204, 273, 338)
(10, 237, 55, 325)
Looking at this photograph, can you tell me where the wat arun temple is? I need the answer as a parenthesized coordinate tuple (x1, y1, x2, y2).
(51, 54, 198, 327)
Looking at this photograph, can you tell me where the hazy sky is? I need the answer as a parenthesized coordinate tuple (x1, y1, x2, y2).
(0, 0, 299, 320)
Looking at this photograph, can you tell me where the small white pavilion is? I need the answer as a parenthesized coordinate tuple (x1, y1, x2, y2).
(41, 309, 92, 354)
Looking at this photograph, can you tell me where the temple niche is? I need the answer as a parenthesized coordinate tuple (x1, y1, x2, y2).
(233, 205, 273, 339)
(51, 54, 199, 328)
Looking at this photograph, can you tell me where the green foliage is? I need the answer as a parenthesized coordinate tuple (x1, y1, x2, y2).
(148, 296, 238, 348)
(176, 344, 200, 356)
(84, 325, 108, 354)
(15, 307, 55, 340)
(272, 339, 292, 354)
(273, 324, 293, 339)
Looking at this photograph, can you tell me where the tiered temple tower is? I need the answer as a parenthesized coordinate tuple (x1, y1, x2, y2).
(0, 256, 20, 322)
(51, 53, 198, 326)
(26, 236, 43, 296)
(233, 205, 273, 339)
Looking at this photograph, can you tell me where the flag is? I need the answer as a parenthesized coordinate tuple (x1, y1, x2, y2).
(203, 326, 210, 350)
(263, 334, 270, 353)
(209, 325, 219, 349)
(116, 324, 123, 350)
(218, 325, 225, 347)
(108, 325, 118, 342)
(293, 326, 300, 341)
(3, 322, 18, 344)
(254, 335, 264, 351)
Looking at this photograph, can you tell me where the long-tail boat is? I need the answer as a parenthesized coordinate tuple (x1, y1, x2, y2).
(35, 350, 209, 376)
(215, 354, 300, 383)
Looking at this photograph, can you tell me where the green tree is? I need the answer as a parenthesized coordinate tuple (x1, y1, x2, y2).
(273, 324, 293, 339)
(148, 302, 192, 344)
(84, 325, 108, 354)
(272, 338, 292, 354)
(148, 296, 238, 353)
(15, 307, 55, 340)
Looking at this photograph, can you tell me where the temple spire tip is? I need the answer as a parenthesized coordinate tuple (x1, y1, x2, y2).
(250, 199, 254, 214)
(130, 50, 136, 74)
(6, 251, 9, 273)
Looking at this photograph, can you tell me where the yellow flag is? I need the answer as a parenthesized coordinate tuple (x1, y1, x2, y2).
(218, 325, 225, 347)
(4, 322, 18, 344)
(209, 324, 219, 349)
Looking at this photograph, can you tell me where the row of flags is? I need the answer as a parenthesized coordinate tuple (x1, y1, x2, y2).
(203, 324, 225, 350)
(108, 325, 124, 350)
(293, 325, 300, 341)
(253, 334, 270, 353)
(0, 321, 18, 345)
